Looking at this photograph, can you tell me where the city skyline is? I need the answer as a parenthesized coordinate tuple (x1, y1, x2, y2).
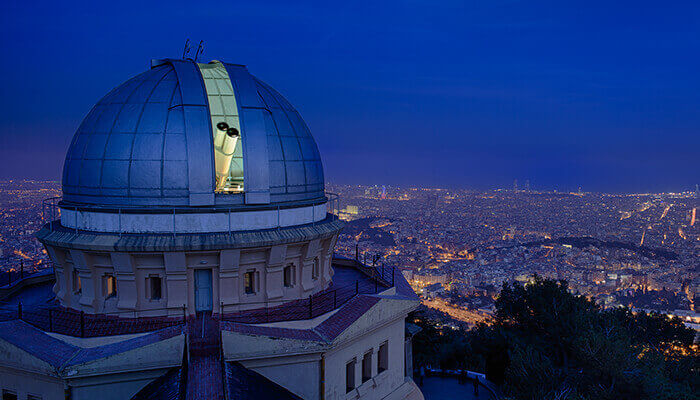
(2, 1, 699, 193)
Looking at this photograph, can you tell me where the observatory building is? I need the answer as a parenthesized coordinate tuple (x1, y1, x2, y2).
(0, 58, 422, 400)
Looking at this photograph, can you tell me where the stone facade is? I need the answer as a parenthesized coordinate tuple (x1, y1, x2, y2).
(43, 223, 339, 316)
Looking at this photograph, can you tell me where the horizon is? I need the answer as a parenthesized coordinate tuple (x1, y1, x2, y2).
(1, 178, 697, 196)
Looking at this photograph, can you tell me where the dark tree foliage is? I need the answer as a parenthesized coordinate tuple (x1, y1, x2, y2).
(412, 277, 699, 400)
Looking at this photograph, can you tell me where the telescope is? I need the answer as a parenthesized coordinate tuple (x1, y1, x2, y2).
(213, 121, 242, 189)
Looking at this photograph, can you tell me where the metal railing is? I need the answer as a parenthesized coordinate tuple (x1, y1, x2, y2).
(222, 263, 395, 324)
(0, 303, 187, 338)
(41, 192, 341, 236)
(0, 261, 396, 337)
(0, 259, 54, 288)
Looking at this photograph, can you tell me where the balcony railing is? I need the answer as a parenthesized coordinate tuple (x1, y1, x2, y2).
(0, 260, 395, 338)
(0, 259, 54, 289)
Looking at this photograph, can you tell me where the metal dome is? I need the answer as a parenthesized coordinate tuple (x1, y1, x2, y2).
(62, 58, 324, 208)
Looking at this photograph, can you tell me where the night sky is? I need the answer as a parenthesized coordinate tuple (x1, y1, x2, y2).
(1, 0, 698, 193)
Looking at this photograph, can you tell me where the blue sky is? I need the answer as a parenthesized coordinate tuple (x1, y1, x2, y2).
(1, 0, 698, 192)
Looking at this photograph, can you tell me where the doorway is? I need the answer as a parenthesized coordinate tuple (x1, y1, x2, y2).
(194, 269, 213, 312)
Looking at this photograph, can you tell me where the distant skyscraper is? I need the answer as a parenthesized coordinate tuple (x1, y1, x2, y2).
(381, 185, 387, 199)
(513, 179, 518, 192)
(524, 179, 530, 192)
(695, 184, 699, 198)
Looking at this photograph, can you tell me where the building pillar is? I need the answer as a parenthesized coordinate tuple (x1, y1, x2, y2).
(300, 239, 321, 293)
(164, 252, 188, 315)
(46, 246, 67, 303)
(219, 250, 240, 313)
(322, 235, 338, 285)
(266, 245, 287, 300)
(70, 250, 96, 311)
(111, 252, 137, 311)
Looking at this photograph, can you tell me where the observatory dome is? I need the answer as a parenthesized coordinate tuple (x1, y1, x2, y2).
(62, 59, 324, 209)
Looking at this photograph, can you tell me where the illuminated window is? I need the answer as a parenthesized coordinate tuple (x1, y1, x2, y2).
(149, 276, 162, 300)
(362, 351, 372, 382)
(346, 359, 356, 393)
(378, 342, 388, 373)
(72, 269, 81, 294)
(244, 271, 256, 294)
(312, 257, 320, 280)
(104, 274, 116, 298)
(283, 264, 295, 288)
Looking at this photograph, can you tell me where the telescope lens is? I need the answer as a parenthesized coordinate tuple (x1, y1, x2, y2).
(216, 122, 229, 131)
(226, 128, 239, 137)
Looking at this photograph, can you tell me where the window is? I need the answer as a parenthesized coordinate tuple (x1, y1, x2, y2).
(378, 342, 388, 373)
(345, 359, 356, 393)
(149, 276, 162, 300)
(283, 264, 295, 288)
(312, 257, 320, 280)
(2, 390, 17, 400)
(362, 351, 372, 382)
(72, 269, 81, 294)
(104, 274, 116, 298)
(244, 271, 255, 294)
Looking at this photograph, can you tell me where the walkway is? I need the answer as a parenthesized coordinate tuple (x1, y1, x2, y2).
(186, 312, 225, 400)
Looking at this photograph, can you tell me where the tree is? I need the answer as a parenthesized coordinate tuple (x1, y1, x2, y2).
(466, 277, 699, 400)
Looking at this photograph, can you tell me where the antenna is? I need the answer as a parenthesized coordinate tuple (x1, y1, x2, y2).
(182, 38, 191, 60)
(194, 40, 204, 62)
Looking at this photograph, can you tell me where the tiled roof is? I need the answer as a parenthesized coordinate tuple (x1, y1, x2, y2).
(131, 367, 185, 400)
(225, 362, 302, 400)
(0, 320, 183, 369)
(67, 325, 183, 366)
(0, 320, 79, 368)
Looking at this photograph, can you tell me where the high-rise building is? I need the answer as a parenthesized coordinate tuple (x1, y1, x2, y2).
(0, 58, 422, 400)
(513, 179, 518, 192)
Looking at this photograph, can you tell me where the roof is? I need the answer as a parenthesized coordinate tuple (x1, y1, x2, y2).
(225, 362, 302, 400)
(62, 59, 324, 208)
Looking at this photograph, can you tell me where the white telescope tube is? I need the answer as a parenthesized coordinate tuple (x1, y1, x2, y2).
(214, 122, 228, 148)
(215, 127, 240, 185)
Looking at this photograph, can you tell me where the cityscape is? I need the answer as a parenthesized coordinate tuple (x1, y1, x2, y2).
(2, 179, 697, 330)
(330, 183, 699, 328)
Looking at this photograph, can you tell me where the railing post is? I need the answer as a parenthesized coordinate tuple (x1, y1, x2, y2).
(17, 302, 22, 319)
(355, 280, 359, 295)
(80, 311, 85, 338)
(182, 304, 187, 323)
(48, 308, 53, 332)
(309, 295, 313, 319)
(220, 301, 224, 316)
(334, 290, 337, 309)
(375, 277, 378, 293)
(392, 266, 395, 287)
